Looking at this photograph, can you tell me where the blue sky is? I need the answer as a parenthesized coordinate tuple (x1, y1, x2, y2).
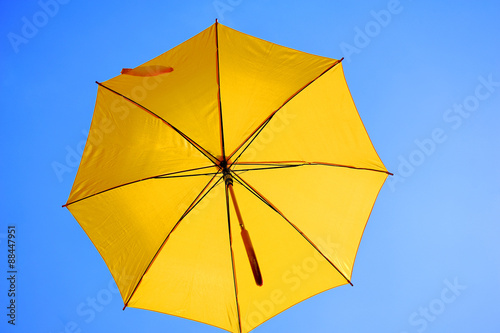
(1, 0, 499, 332)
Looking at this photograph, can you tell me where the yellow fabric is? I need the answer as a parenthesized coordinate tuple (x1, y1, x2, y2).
(102, 24, 221, 157)
(68, 175, 216, 301)
(232, 63, 386, 171)
(217, 25, 336, 157)
(67, 86, 213, 204)
(66, 21, 389, 333)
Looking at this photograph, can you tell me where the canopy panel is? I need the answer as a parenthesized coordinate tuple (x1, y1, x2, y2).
(217, 24, 336, 157)
(235, 166, 388, 280)
(233, 63, 387, 173)
(128, 181, 240, 333)
(227, 182, 350, 332)
(67, 175, 215, 302)
(102, 24, 222, 157)
(67, 86, 212, 204)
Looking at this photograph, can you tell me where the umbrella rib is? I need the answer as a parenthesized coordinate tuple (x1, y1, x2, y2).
(231, 172, 354, 286)
(227, 57, 344, 166)
(215, 19, 226, 160)
(231, 172, 280, 212)
(224, 178, 243, 333)
(63, 165, 217, 207)
(233, 161, 393, 176)
(95, 81, 219, 165)
(122, 172, 222, 310)
(232, 164, 303, 173)
(154, 171, 219, 179)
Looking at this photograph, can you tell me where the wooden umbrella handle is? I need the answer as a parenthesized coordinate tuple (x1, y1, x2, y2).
(241, 228, 263, 286)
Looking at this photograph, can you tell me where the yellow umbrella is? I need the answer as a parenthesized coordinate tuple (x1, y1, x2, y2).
(64, 21, 391, 333)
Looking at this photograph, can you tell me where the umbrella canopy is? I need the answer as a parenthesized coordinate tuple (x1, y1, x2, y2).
(64, 21, 390, 333)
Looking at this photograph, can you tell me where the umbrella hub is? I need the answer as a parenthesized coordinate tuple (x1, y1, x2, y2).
(220, 160, 233, 186)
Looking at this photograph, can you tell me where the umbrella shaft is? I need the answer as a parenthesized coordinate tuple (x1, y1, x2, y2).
(228, 183, 245, 229)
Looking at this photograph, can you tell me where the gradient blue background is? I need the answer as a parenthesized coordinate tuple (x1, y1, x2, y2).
(1, 1, 499, 332)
